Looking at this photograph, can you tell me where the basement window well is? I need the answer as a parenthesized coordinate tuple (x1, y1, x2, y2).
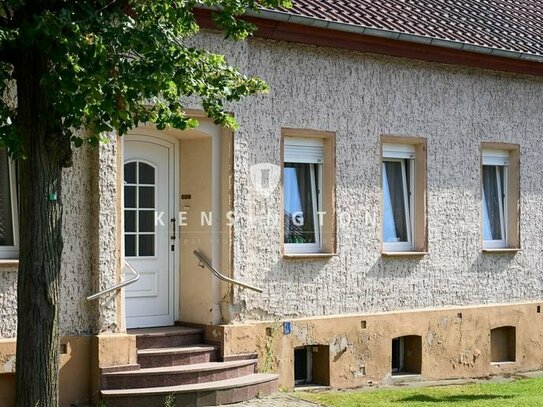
(491, 326, 516, 363)
(392, 336, 422, 375)
(294, 345, 330, 386)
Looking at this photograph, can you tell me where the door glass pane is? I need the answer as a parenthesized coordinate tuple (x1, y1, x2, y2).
(124, 210, 136, 233)
(139, 163, 155, 184)
(139, 186, 155, 208)
(124, 162, 137, 184)
(482, 165, 504, 240)
(283, 163, 317, 244)
(124, 160, 157, 258)
(0, 150, 14, 246)
(125, 234, 136, 257)
(139, 235, 155, 256)
(124, 186, 136, 208)
(138, 211, 155, 233)
(383, 161, 408, 242)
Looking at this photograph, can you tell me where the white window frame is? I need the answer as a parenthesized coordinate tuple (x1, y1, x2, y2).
(283, 137, 324, 254)
(382, 144, 415, 252)
(0, 156, 19, 259)
(482, 149, 509, 249)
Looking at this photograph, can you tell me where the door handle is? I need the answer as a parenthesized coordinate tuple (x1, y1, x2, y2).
(170, 218, 176, 251)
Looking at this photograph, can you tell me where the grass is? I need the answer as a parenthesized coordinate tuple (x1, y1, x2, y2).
(296, 377, 543, 406)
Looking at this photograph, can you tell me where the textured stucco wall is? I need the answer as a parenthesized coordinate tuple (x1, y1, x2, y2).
(0, 146, 96, 337)
(91, 134, 123, 333)
(0, 266, 16, 336)
(188, 31, 543, 321)
(58, 145, 95, 334)
(0, 136, 121, 338)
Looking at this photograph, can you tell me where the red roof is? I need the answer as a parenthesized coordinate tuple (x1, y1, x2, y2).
(265, 0, 543, 57)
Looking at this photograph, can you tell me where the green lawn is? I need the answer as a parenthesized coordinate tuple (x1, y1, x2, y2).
(296, 378, 543, 406)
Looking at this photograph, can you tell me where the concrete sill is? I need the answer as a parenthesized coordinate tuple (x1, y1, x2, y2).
(0, 260, 19, 268)
(390, 373, 422, 384)
(294, 384, 331, 392)
(382, 251, 428, 257)
(491, 361, 516, 366)
(482, 248, 522, 254)
(283, 253, 337, 259)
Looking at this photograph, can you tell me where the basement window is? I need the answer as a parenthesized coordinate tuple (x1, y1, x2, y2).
(392, 336, 422, 375)
(294, 345, 330, 386)
(491, 326, 516, 363)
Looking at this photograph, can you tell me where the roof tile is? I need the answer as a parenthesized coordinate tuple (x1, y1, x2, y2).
(265, 0, 543, 56)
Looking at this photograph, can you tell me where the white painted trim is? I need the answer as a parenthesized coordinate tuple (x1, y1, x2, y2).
(483, 149, 509, 166)
(483, 164, 508, 249)
(211, 129, 222, 325)
(382, 158, 414, 252)
(284, 137, 324, 163)
(383, 143, 415, 159)
(123, 131, 180, 327)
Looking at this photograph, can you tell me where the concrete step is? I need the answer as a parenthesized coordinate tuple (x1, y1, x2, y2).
(129, 326, 204, 349)
(137, 344, 218, 368)
(102, 360, 257, 390)
(101, 373, 279, 407)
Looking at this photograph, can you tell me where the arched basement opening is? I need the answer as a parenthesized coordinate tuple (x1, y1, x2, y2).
(392, 335, 422, 375)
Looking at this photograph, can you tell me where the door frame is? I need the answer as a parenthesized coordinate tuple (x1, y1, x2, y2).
(123, 128, 180, 326)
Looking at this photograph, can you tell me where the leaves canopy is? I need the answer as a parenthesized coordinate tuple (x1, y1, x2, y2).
(0, 0, 291, 158)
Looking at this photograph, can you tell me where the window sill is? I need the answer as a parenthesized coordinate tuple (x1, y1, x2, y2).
(482, 248, 521, 254)
(491, 361, 516, 366)
(0, 259, 19, 268)
(382, 251, 428, 257)
(283, 253, 337, 259)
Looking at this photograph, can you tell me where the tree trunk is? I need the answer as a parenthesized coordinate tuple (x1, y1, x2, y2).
(13, 26, 69, 407)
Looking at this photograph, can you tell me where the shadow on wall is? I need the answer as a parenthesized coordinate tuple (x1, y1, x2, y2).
(470, 251, 519, 276)
(259, 256, 337, 288)
(368, 256, 426, 280)
(238, 256, 337, 319)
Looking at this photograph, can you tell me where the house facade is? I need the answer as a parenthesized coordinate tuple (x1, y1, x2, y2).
(1, 1, 543, 405)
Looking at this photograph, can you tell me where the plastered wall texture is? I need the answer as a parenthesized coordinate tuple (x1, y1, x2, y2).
(219, 302, 543, 389)
(0, 136, 121, 338)
(188, 31, 543, 321)
(0, 266, 16, 336)
(92, 134, 122, 333)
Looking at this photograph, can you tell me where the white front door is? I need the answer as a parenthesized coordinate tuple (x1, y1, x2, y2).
(123, 133, 178, 328)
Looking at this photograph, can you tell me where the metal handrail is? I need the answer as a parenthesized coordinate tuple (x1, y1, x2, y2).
(193, 250, 263, 293)
(86, 260, 141, 301)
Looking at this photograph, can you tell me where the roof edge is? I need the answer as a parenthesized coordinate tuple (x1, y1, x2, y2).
(248, 9, 543, 64)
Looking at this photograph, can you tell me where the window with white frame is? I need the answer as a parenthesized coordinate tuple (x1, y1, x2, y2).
(0, 149, 18, 259)
(283, 137, 324, 254)
(482, 149, 508, 249)
(382, 143, 415, 252)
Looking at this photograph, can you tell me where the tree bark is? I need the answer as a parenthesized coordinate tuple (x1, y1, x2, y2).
(13, 13, 69, 407)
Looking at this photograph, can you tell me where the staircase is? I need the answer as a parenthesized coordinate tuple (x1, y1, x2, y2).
(100, 326, 278, 406)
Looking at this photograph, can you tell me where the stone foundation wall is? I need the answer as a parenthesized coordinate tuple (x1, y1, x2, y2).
(215, 302, 543, 389)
